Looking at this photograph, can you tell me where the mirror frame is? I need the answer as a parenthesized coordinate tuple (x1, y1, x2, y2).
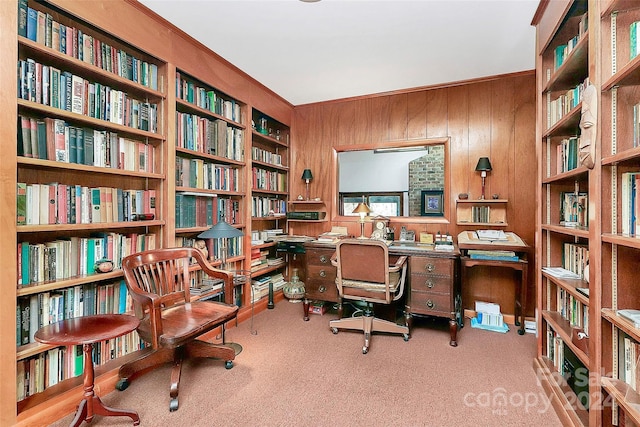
(331, 137, 451, 225)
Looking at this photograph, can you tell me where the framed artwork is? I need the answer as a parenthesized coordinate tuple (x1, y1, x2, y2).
(420, 189, 444, 216)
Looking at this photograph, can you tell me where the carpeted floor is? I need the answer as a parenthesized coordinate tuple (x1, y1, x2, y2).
(50, 300, 562, 427)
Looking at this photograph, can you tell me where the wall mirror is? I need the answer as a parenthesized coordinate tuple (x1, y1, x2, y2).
(334, 138, 450, 222)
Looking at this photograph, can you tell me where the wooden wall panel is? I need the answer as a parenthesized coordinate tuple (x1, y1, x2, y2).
(292, 72, 537, 316)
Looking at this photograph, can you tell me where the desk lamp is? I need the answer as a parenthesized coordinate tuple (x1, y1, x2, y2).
(352, 201, 371, 239)
(475, 157, 492, 200)
(198, 218, 244, 269)
(302, 169, 313, 200)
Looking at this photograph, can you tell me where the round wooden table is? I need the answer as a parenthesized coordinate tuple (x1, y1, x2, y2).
(35, 314, 141, 427)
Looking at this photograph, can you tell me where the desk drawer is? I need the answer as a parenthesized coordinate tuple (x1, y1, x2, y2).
(305, 278, 339, 301)
(306, 249, 335, 267)
(410, 257, 452, 277)
(410, 291, 452, 316)
(410, 274, 451, 294)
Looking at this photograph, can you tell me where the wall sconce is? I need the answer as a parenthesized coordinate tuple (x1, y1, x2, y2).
(301, 169, 313, 200)
(352, 201, 371, 239)
(475, 157, 492, 200)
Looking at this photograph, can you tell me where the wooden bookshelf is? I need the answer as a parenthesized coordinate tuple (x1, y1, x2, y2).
(532, 1, 594, 425)
(2, 0, 295, 425)
(455, 198, 508, 226)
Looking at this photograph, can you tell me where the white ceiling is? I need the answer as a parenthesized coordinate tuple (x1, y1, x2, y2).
(139, 0, 539, 106)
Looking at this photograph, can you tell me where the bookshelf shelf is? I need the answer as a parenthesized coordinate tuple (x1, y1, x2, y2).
(601, 378, 640, 427)
(455, 199, 508, 226)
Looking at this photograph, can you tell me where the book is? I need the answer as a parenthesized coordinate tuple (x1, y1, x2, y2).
(18, 0, 28, 38)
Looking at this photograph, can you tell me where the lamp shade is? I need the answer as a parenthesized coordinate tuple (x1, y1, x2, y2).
(301, 169, 313, 181)
(198, 220, 244, 239)
(352, 202, 371, 216)
(475, 157, 492, 172)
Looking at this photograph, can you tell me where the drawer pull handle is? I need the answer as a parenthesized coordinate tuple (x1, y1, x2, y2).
(426, 300, 435, 309)
(426, 263, 435, 273)
(319, 255, 328, 263)
(319, 285, 326, 293)
(319, 270, 326, 277)
(426, 280, 434, 288)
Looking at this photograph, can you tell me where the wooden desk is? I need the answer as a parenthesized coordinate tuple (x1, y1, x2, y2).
(457, 231, 530, 335)
(35, 314, 141, 427)
(302, 241, 461, 345)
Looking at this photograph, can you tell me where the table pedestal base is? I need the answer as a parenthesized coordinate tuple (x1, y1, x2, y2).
(70, 343, 140, 427)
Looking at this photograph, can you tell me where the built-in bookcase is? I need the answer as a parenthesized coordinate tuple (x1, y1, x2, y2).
(249, 109, 289, 282)
(173, 69, 247, 302)
(534, 1, 593, 425)
(15, 0, 166, 416)
(599, 2, 640, 426)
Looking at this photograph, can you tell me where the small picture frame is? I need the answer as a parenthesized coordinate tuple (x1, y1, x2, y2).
(420, 189, 444, 216)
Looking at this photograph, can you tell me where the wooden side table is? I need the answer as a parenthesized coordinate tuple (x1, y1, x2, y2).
(35, 314, 141, 427)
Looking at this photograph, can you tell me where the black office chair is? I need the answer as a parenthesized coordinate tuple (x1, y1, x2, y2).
(329, 239, 409, 354)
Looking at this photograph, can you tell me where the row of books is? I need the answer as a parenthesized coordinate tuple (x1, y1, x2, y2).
(18, 114, 155, 172)
(175, 194, 240, 229)
(556, 136, 580, 174)
(621, 171, 640, 237)
(18, 58, 158, 132)
(17, 183, 156, 226)
(251, 167, 287, 192)
(175, 72, 241, 123)
(620, 332, 640, 395)
(557, 287, 588, 334)
(470, 205, 491, 223)
(252, 146, 284, 167)
(17, 281, 134, 347)
(560, 191, 588, 227)
(251, 196, 287, 218)
(18, 1, 159, 90)
(631, 21, 640, 61)
(251, 273, 285, 303)
(175, 236, 243, 262)
(176, 111, 244, 161)
(467, 249, 518, 262)
(548, 78, 588, 128)
(17, 331, 142, 401)
(562, 242, 589, 280)
(175, 157, 240, 192)
(17, 231, 156, 286)
(553, 12, 588, 71)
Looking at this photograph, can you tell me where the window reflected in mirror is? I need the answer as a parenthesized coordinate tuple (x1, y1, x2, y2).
(337, 140, 447, 218)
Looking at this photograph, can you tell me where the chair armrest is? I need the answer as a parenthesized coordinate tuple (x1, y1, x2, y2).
(330, 251, 338, 267)
(388, 256, 407, 273)
(197, 257, 236, 306)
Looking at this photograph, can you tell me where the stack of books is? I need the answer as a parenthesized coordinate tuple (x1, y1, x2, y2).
(468, 249, 519, 262)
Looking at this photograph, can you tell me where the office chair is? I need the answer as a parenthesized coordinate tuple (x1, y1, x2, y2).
(117, 247, 240, 411)
(329, 239, 409, 354)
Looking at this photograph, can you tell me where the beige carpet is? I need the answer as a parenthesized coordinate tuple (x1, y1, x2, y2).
(50, 300, 562, 426)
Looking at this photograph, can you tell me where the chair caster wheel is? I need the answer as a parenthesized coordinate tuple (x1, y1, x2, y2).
(403, 334, 410, 342)
(115, 379, 129, 391)
(331, 327, 338, 334)
(225, 360, 234, 369)
(169, 398, 179, 412)
(362, 346, 368, 354)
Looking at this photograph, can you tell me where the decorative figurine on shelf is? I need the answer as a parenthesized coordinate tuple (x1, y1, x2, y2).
(192, 239, 209, 262)
(579, 84, 597, 169)
(94, 259, 114, 273)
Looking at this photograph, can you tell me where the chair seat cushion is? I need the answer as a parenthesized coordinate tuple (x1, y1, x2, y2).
(340, 271, 401, 292)
(138, 301, 238, 348)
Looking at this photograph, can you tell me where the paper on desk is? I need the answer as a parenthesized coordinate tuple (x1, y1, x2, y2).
(476, 229, 508, 241)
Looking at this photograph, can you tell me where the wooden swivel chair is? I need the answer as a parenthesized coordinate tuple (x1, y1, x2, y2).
(329, 239, 409, 354)
(117, 247, 239, 411)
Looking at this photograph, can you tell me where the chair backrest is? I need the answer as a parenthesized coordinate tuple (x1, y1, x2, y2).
(334, 239, 407, 304)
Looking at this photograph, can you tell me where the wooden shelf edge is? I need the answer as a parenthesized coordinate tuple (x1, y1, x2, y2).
(533, 356, 589, 426)
(602, 308, 640, 342)
(541, 272, 589, 306)
(542, 311, 589, 366)
(601, 377, 640, 426)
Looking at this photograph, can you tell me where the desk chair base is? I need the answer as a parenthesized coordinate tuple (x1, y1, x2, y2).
(330, 313, 409, 354)
(117, 339, 239, 411)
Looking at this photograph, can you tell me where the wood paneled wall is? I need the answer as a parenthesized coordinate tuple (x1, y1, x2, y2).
(291, 72, 537, 316)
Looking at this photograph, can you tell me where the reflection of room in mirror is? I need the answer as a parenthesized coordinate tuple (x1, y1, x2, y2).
(338, 142, 445, 217)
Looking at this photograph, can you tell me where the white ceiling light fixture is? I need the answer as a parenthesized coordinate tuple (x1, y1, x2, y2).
(299, 0, 321, 2)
